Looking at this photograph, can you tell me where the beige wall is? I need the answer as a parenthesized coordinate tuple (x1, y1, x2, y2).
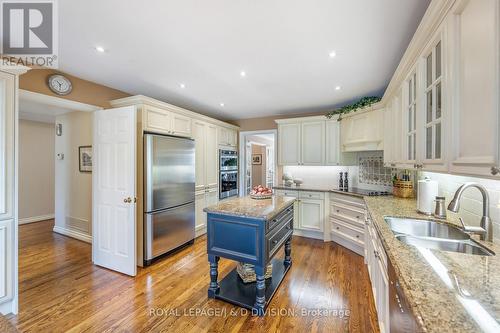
(18, 120, 55, 222)
(251, 145, 267, 187)
(20, 69, 130, 108)
(54, 111, 93, 240)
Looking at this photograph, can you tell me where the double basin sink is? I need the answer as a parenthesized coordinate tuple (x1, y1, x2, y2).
(385, 217, 494, 256)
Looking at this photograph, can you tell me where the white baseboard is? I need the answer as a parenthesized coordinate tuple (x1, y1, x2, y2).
(0, 299, 16, 315)
(293, 228, 324, 240)
(19, 214, 54, 225)
(195, 226, 207, 238)
(53, 225, 92, 243)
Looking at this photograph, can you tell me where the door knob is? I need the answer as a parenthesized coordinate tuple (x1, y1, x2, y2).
(124, 197, 132, 203)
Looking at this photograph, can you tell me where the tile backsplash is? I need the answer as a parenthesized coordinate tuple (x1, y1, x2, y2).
(421, 171, 500, 241)
(358, 155, 393, 187)
(282, 166, 359, 189)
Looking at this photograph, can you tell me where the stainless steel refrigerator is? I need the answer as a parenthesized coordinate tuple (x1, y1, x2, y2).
(144, 134, 195, 265)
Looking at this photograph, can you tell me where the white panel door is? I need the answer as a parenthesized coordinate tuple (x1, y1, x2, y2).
(325, 120, 340, 165)
(0, 72, 14, 220)
(301, 121, 325, 165)
(278, 123, 301, 165)
(298, 199, 323, 231)
(449, 0, 499, 177)
(93, 106, 137, 276)
(171, 113, 192, 137)
(195, 191, 206, 231)
(193, 121, 207, 191)
(205, 124, 218, 189)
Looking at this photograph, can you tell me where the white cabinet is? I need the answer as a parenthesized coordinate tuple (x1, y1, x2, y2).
(340, 106, 384, 152)
(274, 190, 324, 239)
(193, 120, 218, 236)
(277, 123, 301, 165)
(193, 120, 218, 192)
(325, 120, 340, 165)
(195, 188, 218, 236)
(301, 121, 325, 165)
(218, 127, 237, 147)
(383, 93, 404, 167)
(298, 198, 323, 231)
(449, 0, 500, 177)
(143, 106, 192, 137)
(365, 215, 389, 333)
(330, 193, 366, 256)
(277, 118, 325, 166)
(0, 220, 13, 304)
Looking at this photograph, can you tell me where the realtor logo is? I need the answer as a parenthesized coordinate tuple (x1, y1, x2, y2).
(0, 0, 58, 68)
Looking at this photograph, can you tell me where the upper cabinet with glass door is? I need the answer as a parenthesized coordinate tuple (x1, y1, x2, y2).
(422, 36, 447, 172)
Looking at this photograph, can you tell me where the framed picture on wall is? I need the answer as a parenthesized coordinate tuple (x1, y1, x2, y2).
(79, 146, 93, 173)
(252, 154, 262, 165)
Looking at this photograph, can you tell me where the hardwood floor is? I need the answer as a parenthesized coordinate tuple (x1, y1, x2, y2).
(9, 219, 379, 332)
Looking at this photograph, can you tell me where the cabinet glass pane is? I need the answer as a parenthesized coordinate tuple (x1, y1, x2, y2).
(413, 105, 416, 131)
(413, 74, 416, 100)
(408, 80, 412, 103)
(436, 82, 442, 119)
(408, 135, 412, 160)
(435, 123, 441, 159)
(413, 134, 416, 160)
(426, 90, 433, 123)
(426, 53, 433, 87)
(436, 41, 441, 78)
(426, 127, 432, 159)
(408, 108, 412, 131)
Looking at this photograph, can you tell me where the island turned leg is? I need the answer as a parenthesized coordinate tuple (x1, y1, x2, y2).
(208, 255, 220, 298)
(284, 236, 292, 266)
(254, 265, 266, 316)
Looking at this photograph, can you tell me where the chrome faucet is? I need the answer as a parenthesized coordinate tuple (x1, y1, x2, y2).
(447, 182, 493, 242)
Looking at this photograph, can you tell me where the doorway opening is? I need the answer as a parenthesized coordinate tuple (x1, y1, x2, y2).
(238, 130, 277, 196)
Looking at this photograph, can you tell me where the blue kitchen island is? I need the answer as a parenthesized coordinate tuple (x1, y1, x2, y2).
(204, 195, 295, 316)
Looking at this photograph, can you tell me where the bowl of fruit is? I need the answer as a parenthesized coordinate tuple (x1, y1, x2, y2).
(250, 185, 273, 199)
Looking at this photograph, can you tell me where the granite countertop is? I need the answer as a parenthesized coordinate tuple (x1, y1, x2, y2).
(204, 195, 296, 220)
(364, 196, 500, 333)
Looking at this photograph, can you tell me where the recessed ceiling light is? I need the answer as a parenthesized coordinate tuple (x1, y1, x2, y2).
(335, 86, 341, 91)
(240, 71, 246, 77)
(329, 51, 337, 58)
(180, 83, 186, 89)
(220, 103, 225, 107)
(95, 46, 105, 53)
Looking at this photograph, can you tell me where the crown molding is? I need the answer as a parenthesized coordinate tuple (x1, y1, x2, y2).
(110, 95, 239, 130)
(381, 0, 457, 104)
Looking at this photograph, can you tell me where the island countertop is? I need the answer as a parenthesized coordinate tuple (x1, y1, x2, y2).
(204, 195, 296, 220)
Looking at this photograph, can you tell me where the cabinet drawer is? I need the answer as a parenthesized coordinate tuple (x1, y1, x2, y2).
(275, 189, 299, 197)
(267, 205, 294, 232)
(299, 191, 325, 200)
(331, 203, 365, 228)
(330, 192, 366, 209)
(331, 218, 364, 245)
(267, 219, 293, 259)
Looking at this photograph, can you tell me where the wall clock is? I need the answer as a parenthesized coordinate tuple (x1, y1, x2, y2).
(47, 74, 73, 96)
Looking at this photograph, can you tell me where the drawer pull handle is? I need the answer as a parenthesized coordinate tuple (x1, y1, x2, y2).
(356, 216, 360, 219)
(336, 210, 340, 213)
(356, 235, 359, 238)
(336, 227, 340, 230)
(272, 219, 277, 223)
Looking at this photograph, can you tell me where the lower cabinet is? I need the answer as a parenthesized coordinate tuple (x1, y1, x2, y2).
(330, 193, 366, 256)
(365, 215, 390, 333)
(274, 190, 325, 239)
(195, 188, 218, 237)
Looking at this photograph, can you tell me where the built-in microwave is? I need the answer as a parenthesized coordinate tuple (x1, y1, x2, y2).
(219, 150, 238, 199)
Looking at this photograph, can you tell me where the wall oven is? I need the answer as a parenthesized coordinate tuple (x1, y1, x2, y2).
(219, 150, 238, 199)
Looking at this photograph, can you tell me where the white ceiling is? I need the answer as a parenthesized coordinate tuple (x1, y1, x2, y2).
(19, 99, 72, 123)
(58, 0, 430, 120)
